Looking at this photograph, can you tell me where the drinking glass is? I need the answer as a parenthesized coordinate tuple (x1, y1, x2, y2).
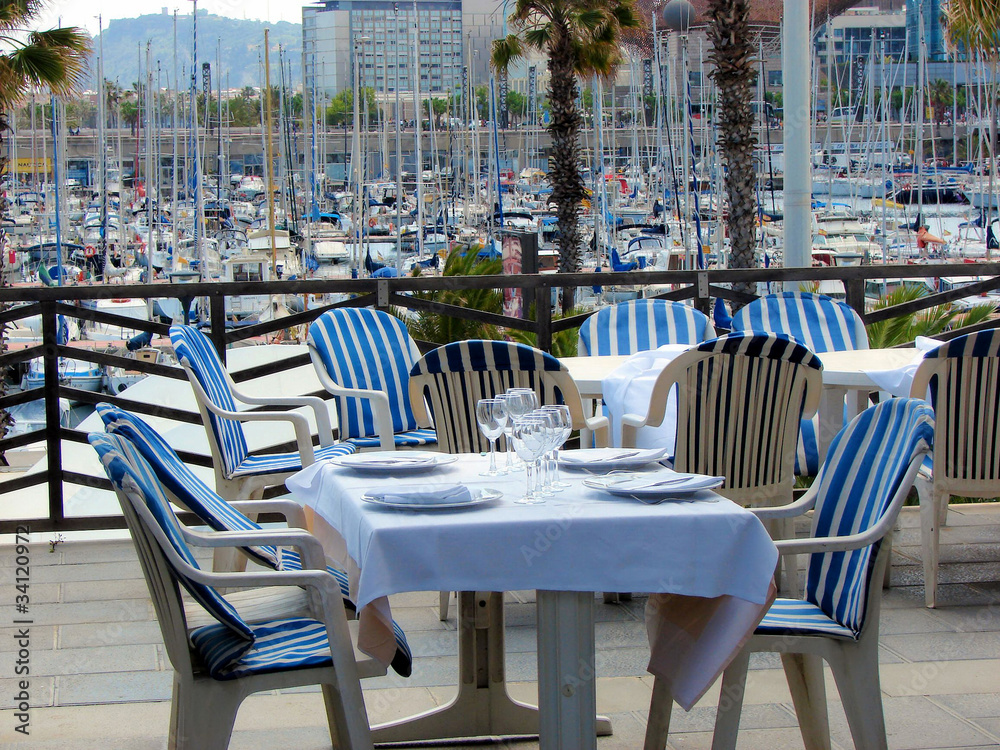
(503, 388, 538, 470)
(476, 398, 508, 476)
(510, 416, 547, 504)
(539, 404, 572, 490)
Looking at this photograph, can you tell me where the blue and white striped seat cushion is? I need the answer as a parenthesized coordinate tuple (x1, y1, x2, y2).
(693, 331, 824, 370)
(347, 428, 438, 449)
(234, 441, 356, 478)
(578, 299, 712, 356)
(191, 615, 411, 680)
(308, 308, 432, 443)
(414, 339, 564, 375)
(802, 398, 934, 635)
(89, 432, 256, 670)
(96, 404, 411, 676)
(755, 599, 857, 639)
(730, 292, 867, 476)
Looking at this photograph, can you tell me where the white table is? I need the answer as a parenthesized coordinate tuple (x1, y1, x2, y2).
(287, 454, 777, 749)
(563, 348, 920, 461)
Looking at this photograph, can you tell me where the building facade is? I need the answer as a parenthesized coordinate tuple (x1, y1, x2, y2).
(906, 0, 946, 61)
(302, 0, 504, 99)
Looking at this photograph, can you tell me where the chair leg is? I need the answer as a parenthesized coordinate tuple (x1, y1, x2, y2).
(643, 676, 673, 750)
(882, 534, 893, 589)
(918, 483, 942, 608)
(322, 682, 374, 750)
(827, 644, 888, 750)
(169, 675, 242, 750)
(711, 647, 751, 750)
(781, 652, 830, 750)
(439, 591, 450, 621)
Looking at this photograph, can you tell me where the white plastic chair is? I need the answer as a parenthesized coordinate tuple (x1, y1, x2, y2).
(909, 329, 1000, 607)
(642, 398, 935, 750)
(89, 430, 383, 750)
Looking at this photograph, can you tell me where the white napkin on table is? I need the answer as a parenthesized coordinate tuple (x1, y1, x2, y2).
(367, 484, 472, 505)
(865, 337, 942, 397)
(560, 447, 670, 465)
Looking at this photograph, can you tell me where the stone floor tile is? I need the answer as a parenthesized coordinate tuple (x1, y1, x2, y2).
(880, 659, 1000, 698)
(31, 560, 142, 584)
(26, 598, 152, 626)
(32, 644, 157, 678)
(60, 577, 149, 602)
(0, 676, 54, 709)
(880, 607, 958, 635)
(56, 620, 163, 649)
(0, 582, 60, 605)
(934, 692, 1000, 719)
(55, 669, 173, 705)
(881, 631, 1000, 662)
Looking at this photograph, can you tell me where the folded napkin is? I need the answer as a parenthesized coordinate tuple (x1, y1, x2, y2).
(367, 484, 472, 505)
(609, 472, 724, 492)
(351, 454, 436, 465)
(865, 337, 942, 397)
(561, 447, 670, 464)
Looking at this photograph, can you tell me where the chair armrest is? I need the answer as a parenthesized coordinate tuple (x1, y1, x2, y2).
(230, 387, 336, 448)
(749, 492, 818, 520)
(583, 414, 611, 448)
(180, 527, 328, 571)
(620, 412, 650, 448)
(309, 345, 397, 449)
(229, 499, 308, 528)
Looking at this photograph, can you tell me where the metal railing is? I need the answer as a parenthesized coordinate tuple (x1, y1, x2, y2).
(2, 261, 999, 533)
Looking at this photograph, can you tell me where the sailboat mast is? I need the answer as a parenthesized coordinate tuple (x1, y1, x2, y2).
(171, 10, 179, 270)
(412, 0, 424, 261)
(146, 42, 155, 289)
(264, 29, 278, 273)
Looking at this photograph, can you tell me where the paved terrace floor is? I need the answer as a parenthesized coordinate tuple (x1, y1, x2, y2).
(4, 503, 1000, 750)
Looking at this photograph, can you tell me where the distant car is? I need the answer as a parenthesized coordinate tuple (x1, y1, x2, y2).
(827, 107, 857, 124)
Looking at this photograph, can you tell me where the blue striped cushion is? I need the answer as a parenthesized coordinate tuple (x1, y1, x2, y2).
(89, 433, 255, 668)
(578, 299, 712, 356)
(234, 441, 356, 478)
(170, 325, 249, 478)
(694, 331, 824, 369)
(804, 398, 934, 635)
(190, 617, 334, 680)
(97, 405, 411, 676)
(923, 328, 1000, 359)
(755, 598, 857, 639)
(308, 309, 424, 441)
(730, 293, 861, 475)
(729, 292, 868, 354)
(347, 428, 438, 449)
(415, 340, 564, 375)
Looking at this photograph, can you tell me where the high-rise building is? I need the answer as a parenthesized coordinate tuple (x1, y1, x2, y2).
(302, 0, 505, 99)
(906, 0, 947, 61)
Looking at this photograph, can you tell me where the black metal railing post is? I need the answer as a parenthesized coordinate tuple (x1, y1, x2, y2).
(209, 295, 227, 365)
(40, 299, 64, 526)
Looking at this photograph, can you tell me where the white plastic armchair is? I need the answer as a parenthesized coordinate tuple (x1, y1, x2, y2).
(170, 324, 356, 501)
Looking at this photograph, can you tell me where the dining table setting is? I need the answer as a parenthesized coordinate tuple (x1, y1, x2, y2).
(286, 397, 779, 749)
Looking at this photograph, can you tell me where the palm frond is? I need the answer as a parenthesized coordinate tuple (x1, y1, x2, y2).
(491, 34, 525, 72)
(524, 26, 553, 50)
(0, 0, 43, 30)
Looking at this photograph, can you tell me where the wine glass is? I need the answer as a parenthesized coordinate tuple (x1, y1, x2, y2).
(476, 398, 508, 476)
(504, 388, 538, 470)
(510, 416, 547, 504)
(539, 405, 572, 490)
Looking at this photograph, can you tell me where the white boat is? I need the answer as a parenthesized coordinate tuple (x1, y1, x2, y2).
(21, 358, 104, 401)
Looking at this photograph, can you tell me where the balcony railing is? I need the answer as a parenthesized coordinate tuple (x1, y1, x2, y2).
(2, 261, 999, 533)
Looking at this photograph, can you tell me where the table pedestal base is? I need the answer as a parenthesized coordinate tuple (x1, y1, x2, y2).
(371, 591, 612, 745)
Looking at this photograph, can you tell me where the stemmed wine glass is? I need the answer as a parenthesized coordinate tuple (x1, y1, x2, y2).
(476, 398, 508, 476)
(510, 415, 547, 504)
(503, 388, 539, 470)
(539, 405, 572, 491)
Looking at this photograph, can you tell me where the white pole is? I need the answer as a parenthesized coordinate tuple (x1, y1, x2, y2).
(781, 0, 811, 271)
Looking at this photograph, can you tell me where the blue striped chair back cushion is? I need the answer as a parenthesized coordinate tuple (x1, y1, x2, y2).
(169, 325, 248, 477)
(96, 403, 281, 569)
(674, 333, 822, 488)
(308, 308, 422, 440)
(805, 398, 934, 635)
(578, 299, 712, 356)
(923, 330, 1000, 482)
(730, 292, 868, 354)
(88, 432, 256, 668)
(410, 340, 566, 454)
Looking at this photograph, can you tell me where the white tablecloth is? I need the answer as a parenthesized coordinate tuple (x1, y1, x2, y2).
(601, 344, 691, 449)
(287, 454, 777, 709)
(863, 337, 941, 397)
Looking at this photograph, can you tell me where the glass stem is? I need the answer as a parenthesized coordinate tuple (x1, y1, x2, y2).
(488, 438, 497, 474)
(524, 463, 534, 500)
(551, 448, 561, 484)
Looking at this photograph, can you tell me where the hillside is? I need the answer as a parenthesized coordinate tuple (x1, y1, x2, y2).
(91, 11, 301, 90)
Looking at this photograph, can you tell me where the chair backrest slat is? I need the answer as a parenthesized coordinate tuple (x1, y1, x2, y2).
(169, 325, 249, 476)
(578, 299, 713, 356)
(805, 398, 934, 634)
(308, 308, 422, 440)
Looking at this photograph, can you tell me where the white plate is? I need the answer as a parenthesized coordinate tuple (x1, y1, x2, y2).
(361, 488, 503, 510)
(558, 448, 670, 472)
(330, 451, 457, 472)
(583, 471, 724, 498)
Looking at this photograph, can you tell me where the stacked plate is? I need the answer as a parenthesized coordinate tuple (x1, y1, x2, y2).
(558, 447, 670, 473)
(361, 485, 502, 510)
(583, 470, 724, 500)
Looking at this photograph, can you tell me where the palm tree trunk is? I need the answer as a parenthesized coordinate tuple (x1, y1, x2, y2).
(706, 0, 758, 302)
(548, 29, 587, 313)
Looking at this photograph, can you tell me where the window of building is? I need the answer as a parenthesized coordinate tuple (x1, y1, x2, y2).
(767, 69, 782, 87)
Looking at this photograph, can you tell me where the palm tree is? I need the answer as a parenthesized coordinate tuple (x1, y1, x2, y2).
(0, 0, 89, 444)
(704, 0, 757, 297)
(492, 0, 640, 313)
